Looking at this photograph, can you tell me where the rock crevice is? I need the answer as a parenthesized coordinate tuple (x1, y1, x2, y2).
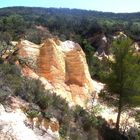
(17, 38, 94, 106)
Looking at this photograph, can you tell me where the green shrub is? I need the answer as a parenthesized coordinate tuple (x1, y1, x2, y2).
(17, 78, 45, 103)
(59, 125, 68, 138)
(0, 63, 22, 97)
(26, 109, 40, 119)
(43, 112, 53, 120)
(52, 94, 69, 113)
(37, 93, 53, 110)
(0, 92, 9, 103)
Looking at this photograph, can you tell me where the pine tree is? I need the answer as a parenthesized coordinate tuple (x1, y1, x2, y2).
(100, 37, 140, 131)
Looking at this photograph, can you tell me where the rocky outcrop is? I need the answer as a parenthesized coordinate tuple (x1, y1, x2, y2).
(96, 35, 108, 56)
(0, 96, 60, 140)
(17, 38, 94, 106)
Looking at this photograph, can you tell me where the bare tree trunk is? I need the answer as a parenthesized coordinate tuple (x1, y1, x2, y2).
(116, 95, 122, 131)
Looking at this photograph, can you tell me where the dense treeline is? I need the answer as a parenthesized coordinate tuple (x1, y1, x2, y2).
(0, 7, 140, 44)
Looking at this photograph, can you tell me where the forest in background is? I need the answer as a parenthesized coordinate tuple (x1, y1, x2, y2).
(0, 7, 140, 44)
(0, 7, 139, 140)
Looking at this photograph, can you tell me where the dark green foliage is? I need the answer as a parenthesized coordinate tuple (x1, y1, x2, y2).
(0, 14, 26, 40)
(0, 63, 22, 92)
(36, 92, 53, 109)
(0, 7, 140, 45)
(127, 127, 140, 140)
(59, 125, 68, 138)
(24, 27, 52, 44)
(0, 63, 22, 103)
(26, 109, 40, 119)
(135, 110, 140, 123)
(43, 112, 53, 120)
(16, 78, 45, 103)
(88, 55, 103, 80)
(52, 94, 69, 113)
(100, 37, 140, 130)
(73, 105, 102, 132)
(82, 39, 103, 79)
(100, 124, 128, 140)
(0, 32, 12, 43)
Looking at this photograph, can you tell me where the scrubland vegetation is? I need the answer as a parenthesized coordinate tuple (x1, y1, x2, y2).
(0, 7, 139, 140)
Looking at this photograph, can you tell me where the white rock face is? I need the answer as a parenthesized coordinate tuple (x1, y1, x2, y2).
(92, 80, 104, 94)
(102, 36, 107, 43)
(61, 41, 81, 52)
(134, 42, 140, 52)
(0, 104, 58, 140)
(91, 80, 139, 129)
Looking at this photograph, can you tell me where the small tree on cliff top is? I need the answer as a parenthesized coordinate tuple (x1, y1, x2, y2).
(100, 37, 140, 131)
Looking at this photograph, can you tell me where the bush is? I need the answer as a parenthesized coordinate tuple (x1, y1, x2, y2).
(26, 109, 40, 119)
(59, 125, 68, 138)
(16, 78, 45, 103)
(52, 94, 69, 113)
(25, 28, 51, 44)
(0, 63, 22, 97)
(99, 123, 128, 140)
(43, 112, 53, 120)
(37, 92, 53, 110)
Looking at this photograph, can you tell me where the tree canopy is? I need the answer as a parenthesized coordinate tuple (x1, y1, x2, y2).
(100, 37, 140, 130)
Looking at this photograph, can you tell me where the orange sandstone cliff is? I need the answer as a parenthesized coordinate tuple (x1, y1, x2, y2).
(17, 38, 94, 106)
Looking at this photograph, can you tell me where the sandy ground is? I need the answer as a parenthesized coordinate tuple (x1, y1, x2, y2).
(92, 80, 140, 129)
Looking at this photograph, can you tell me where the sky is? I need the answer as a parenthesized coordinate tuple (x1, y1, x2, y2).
(0, 0, 140, 13)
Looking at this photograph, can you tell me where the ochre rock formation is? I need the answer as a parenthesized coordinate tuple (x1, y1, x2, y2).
(38, 39, 65, 83)
(17, 38, 94, 106)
